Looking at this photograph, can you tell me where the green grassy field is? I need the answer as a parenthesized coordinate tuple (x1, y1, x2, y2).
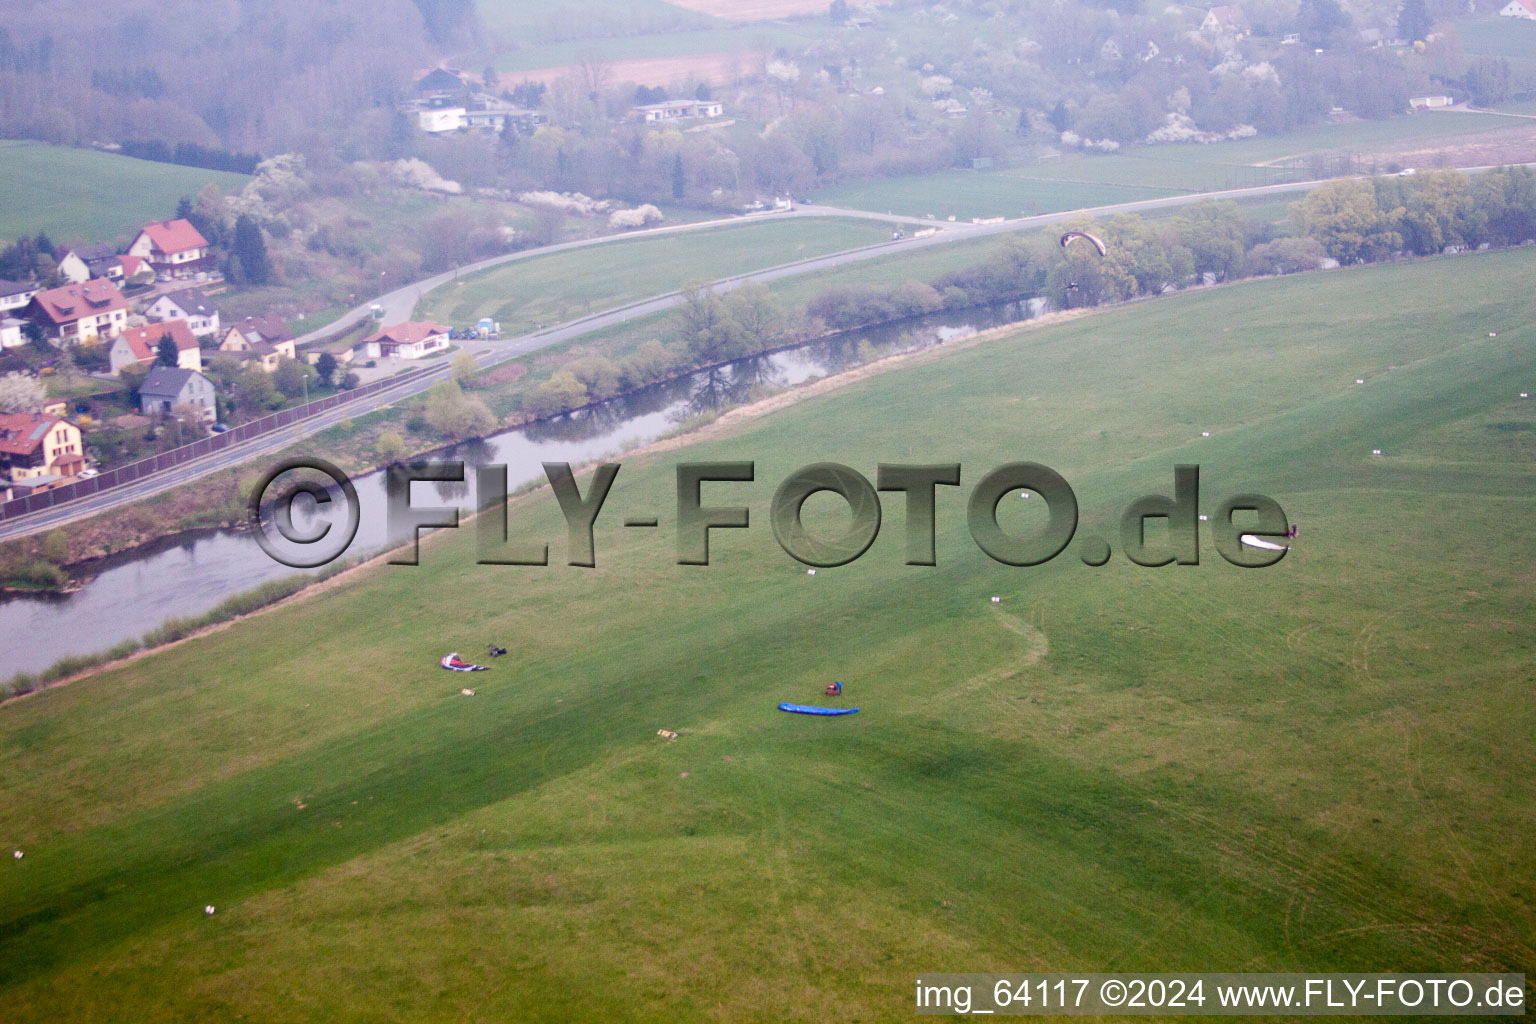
(3, 249, 1535, 1020)
(809, 174, 1186, 222)
(811, 113, 1523, 218)
(477, 0, 719, 47)
(417, 217, 895, 332)
(0, 141, 250, 243)
(1458, 16, 1536, 60)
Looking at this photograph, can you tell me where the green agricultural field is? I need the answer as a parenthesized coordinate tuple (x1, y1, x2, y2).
(812, 112, 1523, 218)
(0, 141, 249, 244)
(477, 0, 718, 47)
(3, 249, 1535, 1020)
(417, 217, 894, 332)
(1458, 16, 1536, 60)
(809, 173, 1185, 222)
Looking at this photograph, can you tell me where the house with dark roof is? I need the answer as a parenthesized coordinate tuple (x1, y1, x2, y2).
(26, 279, 130, 343)
(56, 243, 117, 285)
(138, 366, 217, 422)
(145, 287, 221, 338)
(0, 279, 39, 315)
(416, 67, 468, 106)
(109, 320, 203, 375)
(0, 412, 85, 482)
(221, 314, 296, 372)
(127, 218, 212, 278)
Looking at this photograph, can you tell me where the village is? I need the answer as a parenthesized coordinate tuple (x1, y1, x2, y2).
(0, 213, 492, 503)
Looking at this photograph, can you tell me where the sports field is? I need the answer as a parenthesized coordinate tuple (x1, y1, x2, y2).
(416, 217, 894, 332)
(1, 249, 1533, 1019)
(0, 141, 250, 243)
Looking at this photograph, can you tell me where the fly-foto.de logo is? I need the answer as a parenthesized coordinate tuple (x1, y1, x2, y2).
(248, 458, 1292, 571)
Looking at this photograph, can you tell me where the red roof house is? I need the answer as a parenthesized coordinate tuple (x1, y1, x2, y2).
(109, 319, 202, 374)
(27, 279, 130, 343)
(360, 321, 451, 360)
(127, 218, 213, 277)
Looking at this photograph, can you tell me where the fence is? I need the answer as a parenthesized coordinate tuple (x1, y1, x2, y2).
(0, 367, 434, 523)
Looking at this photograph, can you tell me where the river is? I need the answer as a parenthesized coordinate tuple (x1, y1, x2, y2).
(0, 301, 1037, 677)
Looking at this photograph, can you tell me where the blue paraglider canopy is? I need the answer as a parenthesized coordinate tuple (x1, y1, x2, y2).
(779, 703, 859, 716)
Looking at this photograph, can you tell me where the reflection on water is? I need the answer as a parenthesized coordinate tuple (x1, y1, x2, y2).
(0, 301, 1033, 676)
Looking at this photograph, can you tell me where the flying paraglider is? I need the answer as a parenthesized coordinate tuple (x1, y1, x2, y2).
(1060, 230, 1107, 256)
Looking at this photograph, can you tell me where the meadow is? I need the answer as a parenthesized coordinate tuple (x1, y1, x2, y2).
(1, 248, 1533, 1020)
(415, 216, 894, 332)
(0, 141, 250, 243)
(811, 112, 1524, 218)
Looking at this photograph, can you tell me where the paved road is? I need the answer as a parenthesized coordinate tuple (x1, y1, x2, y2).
(0, 171, 1388, 542)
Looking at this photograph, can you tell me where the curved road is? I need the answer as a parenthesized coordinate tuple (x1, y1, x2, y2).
(0, 170, 1397, 541)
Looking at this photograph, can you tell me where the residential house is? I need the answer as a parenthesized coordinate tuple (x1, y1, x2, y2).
(56, 243, 115, 285)
(360, 321, 450, 360)
(27, 279, 130, 344)
(305, 342, 355, 368)
(630, 100, 725, 123)
(127, 218, 213, 278)
(1, 317, 24, 349)
(418, 107, 468, 133)
(0, 279, 39, 314)
(82, 252, 150, 284)
(1501, 0, 1536, 18)
(220, 314, 296, 371)
(1201, 4, 1251, 38)
(109, 320, 203, 375)
(416, 67, 468, 106)
(145, 287, 220, 338)
(137, 366, 217, 422)
(0, 412, 85, 481)
(462, 103, 547, 134)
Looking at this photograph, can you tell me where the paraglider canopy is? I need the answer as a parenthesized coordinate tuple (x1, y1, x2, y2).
(1060, 230, 1107, 256)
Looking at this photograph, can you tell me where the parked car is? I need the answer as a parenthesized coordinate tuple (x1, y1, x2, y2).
(78, 468, 99, 478)
(210, 422, 230, 433)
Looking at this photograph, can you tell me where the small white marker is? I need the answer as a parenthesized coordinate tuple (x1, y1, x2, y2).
(1201, 431, 1210, 437)
(1490, 332, 1498, 337)
(204, 905, 216, 916)
(991, 596, 1001, 603)
(807, 568, 817, 575)
(1355, 378, 1364, 384)
(1522, 393, 1530, 399)
(1199, 514, 1208, 521)
(1372, 449, 1382, 455)
(12, 850, 21, 860)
